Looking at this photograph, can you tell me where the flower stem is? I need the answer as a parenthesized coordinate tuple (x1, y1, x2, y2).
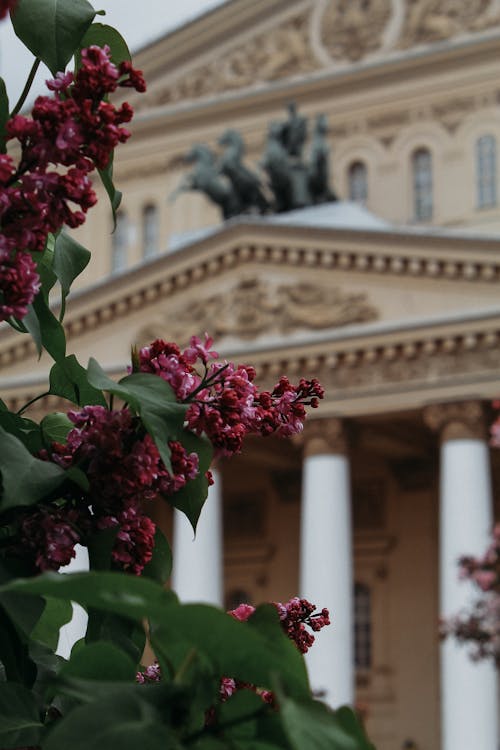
(17, 390, 50, 415)
(10, 58, 41, 117)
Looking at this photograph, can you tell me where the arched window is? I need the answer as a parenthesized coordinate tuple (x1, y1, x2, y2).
(412, 148, 433, 222)
(476, 134, 497, 209)
(354, 582, 372, 670)
(348, 161, 368, 205)
(111, 210, 128, 274)
(143, 203, 159, 258)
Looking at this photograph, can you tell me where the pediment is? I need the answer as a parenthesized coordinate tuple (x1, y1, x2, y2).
(128, 0, 500, 111)
(2, 216, 500, 366)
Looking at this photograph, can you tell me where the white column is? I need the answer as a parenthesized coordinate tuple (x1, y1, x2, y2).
(56, 543, 89, 659)
(299, 419, 354, 708)
(426, 402, 498, 750)
(172, 469, 223, 606)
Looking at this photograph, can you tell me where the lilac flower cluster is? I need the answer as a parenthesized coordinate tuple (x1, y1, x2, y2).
(11, 335, 323, 580)
(21, 406, 198, 575)
(442, 524, 500, 666)
(139, 334, 324, 458)
(0, 46, 145, 322)
(231, 597, 330, 655)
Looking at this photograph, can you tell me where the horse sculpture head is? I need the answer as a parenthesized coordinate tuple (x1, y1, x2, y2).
(218, 129, 244, 151)
(185, 144, 215, 165)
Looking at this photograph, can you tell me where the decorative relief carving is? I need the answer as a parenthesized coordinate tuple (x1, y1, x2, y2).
(423, 400, 488, 441)
(398, 0, 499, 49)
(320, 0, 392, 62)
(146, 12, 319, 108)
(165, 276, 378, 342)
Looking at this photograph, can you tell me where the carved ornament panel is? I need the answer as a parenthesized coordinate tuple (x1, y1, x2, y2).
(398, 0, 498, 48)
(320, 0, 392, 62)
(162, 276, 378, 343)
(146, 11, 319, 109)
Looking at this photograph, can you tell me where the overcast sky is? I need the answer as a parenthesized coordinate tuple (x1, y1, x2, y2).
(0, 0, 227, 105)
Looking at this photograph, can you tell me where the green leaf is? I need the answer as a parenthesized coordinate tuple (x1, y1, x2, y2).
(218, 689, 265, 740)
(40, 412, 73, 445)
(86, 612, 146, 664)
(53, 232, 91, 318)
(168, 430, 212, 532)
(0, 407, 40, 448)
(0, 606, 36, 685)
(42, 691, 176, 750)
(31, 596, 73, 650)
(24, 292, 66, 362)
(0, 683, 43, 748)
(87, 361, 187, 472)
(1, 571, 177, 623)
(49, 355, 107, 407)
(60, 641, 136, 682)
(151, 603, 309, 702)
(279, 699, 375, 750)
(0, 586, 45, 640)
(98, 152, 122, 229)
(11, 0, 97, 75)
(87, 526, 119, 572)
(0, 77, 9, 153)
(79, 22, 131, 65)
(142, 527, 172, 584)
(0, 425, 66, 511)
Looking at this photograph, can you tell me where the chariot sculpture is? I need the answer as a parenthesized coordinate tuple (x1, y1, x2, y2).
(170, 103, 337, 218)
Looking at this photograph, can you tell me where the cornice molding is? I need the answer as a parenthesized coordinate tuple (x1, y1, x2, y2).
(3, 314, 500, 418)
(1, 230, 500, 368)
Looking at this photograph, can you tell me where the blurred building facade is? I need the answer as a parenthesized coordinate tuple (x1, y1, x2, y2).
(1, 2, 500, 748)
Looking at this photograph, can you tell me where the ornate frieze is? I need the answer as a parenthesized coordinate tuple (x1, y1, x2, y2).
(423, 399, 488, 441)
(126, 0, 500, 116)
(144, 10, 320, 110)
(163, 276, 378, 342)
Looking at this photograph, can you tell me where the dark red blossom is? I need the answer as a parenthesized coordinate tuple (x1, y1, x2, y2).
(41, 405, 198, 576)
(0, 46, 145, 322)
(20, 506, 90, 571)
(230, 596, 330, 654)
(0, 250, 40, 321)
(98, 505, 156, 576)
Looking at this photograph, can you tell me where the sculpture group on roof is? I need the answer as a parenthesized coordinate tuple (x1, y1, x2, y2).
(170, 103, 337, 219)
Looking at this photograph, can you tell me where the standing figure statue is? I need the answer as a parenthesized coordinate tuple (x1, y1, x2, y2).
(308, 114, 337, 204)
(260, 121, 294, 213)
(279, 101, 308, 159)
(275, 101, 311, 208)
(218, 129, 270, 214)
(169, 144, 240, 219)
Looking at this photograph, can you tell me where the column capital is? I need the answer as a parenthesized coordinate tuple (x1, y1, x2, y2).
(298, 417, 348, 457)
(423, 400, 488, 442)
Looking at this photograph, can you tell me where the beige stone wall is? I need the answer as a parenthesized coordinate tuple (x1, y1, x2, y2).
(63, 0, 500, 290)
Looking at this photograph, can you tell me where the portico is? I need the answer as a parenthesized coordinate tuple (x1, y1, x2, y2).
(1, 208, 500, 749)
